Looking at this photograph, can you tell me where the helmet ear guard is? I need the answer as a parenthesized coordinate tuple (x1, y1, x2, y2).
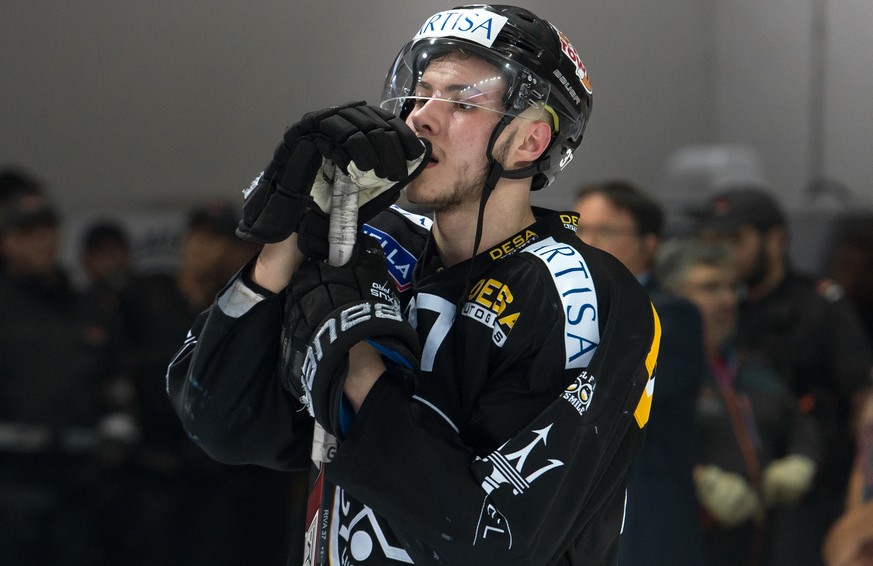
(380, 4, 592, 190)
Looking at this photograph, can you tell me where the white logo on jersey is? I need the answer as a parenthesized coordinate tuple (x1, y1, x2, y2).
(330, 487, 414, 564)
(474, 424, 565, 549)
(562, 370, 596, 416)
(478, 424, 565, 497)
(523, 238, 600, 369)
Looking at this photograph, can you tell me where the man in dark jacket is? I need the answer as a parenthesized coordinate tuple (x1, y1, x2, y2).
(696, 186, 873, 566)
(574, 180, 705, 565)
(0, 189, 109, 564)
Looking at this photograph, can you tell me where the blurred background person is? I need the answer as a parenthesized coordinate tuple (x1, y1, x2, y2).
(112, 197, 293, 566)
(80, 219, 134, 302)
(694, 187, 873, 565)
(656, 238, 821, 566)
(822, 498, 873, 566)
(822, 397, 873, 566)
(821, 212, 873, 566)
(573, 180, 706, 565)
(0, 167, 45, 271)
(827, 213, 873, 349)
(0, 188, 112, 565)
(119, 199, 259, 476)
(78, 219, 137, 420)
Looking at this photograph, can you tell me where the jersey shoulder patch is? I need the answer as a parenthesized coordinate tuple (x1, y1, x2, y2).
(362, 223, 417, 293)
(521, 237, 600, 369)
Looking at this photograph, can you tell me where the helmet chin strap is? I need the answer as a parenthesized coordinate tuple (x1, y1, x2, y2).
(458, 123, 506, 313)
(460, 114, 544, 309)
(471, 114, 544, 258)
(470, 116, 511, 262)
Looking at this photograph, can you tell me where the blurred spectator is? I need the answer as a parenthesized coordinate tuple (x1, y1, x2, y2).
(656, 238, 821, 566)
(81, 220, 133, 293)
(0, 167, 43, 203)
(822, 498, 873, 566)
(120, 199, 257, 469)
(821, 213, 873, 565)
(0, 166, 45, 270)
(113, 198, 291, 565)
(0, 190, 112, 564)
(827, 213, 873, 344)
(573, 180, 705, 565)
(822, 399, 873, 566)
(78, 220, 136, 415)
(695, 186, 873, 566)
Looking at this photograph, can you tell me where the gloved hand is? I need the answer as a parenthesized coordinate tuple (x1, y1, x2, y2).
(237, 101, 430, 252)
(278, 235, 420, 439)
(695, 464, 763, 527)
(762, 454, 816, 507)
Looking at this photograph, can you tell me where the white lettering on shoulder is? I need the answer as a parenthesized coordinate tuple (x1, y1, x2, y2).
(524, 237, 600, 369)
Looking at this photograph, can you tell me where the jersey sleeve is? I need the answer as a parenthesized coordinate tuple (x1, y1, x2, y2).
(646, 292, 705, 403)
(166, 270, 313, 471)
(326, 243, 659, 564)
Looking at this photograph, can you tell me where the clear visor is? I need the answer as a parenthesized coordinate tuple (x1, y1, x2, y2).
(381, 40, 556, 127)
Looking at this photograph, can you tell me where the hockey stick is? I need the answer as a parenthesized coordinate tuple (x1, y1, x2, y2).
(327, 162, 360, 268)
(304, 161, 359, 566)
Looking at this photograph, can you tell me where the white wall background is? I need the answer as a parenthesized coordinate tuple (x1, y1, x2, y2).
(2, 1, 871, 222)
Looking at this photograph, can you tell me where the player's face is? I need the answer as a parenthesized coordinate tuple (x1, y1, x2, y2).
(404, 53, 506, 213)
(679, 263, 739, 353)
(574, 194, 653, 276)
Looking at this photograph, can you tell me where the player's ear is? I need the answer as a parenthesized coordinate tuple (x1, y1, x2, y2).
(514, 120, 553, 164)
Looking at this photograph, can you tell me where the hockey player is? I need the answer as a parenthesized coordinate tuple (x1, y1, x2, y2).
(167, 5, 660, 565)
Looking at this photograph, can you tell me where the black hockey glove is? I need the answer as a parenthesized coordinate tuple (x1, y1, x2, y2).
(237, 100, 431, 254)
(279, 235, 420, 439)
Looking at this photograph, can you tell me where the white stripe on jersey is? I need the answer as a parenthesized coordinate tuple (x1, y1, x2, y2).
(523, 237, 600, 369)
(390, 204, 433, 230)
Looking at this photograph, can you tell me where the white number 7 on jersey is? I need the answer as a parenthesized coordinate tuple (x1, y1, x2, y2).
(408, 293, 455, 372)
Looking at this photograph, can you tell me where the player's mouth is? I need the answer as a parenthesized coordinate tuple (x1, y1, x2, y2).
(425, 153, 439, 169)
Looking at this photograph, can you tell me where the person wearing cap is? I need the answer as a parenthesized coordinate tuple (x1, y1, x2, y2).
(0, 189, 110, 563)
(113, 198, 292, 565)
(695, 185, 873, 566)
(573, 180, 706, 566)
(0, 190, 60, 274)
(166, 6, 660, 565)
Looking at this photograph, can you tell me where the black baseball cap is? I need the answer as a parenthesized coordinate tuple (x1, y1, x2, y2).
(187, 198, 240, 238)
(695, 186, 786, 233)
(0, 191, 60, 233)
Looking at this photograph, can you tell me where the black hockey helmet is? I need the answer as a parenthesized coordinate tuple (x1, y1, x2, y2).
(381, 4, 593, 190)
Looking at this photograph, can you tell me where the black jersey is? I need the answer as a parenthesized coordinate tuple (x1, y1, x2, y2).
(167, 206, 660, 565)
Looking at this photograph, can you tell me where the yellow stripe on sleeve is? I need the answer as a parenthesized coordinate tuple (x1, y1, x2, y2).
(634, 303, 662, 428)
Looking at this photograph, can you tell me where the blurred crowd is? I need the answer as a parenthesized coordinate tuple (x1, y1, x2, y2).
(571, 181, 873, 566)
(0, 166, 303, 565)
(1, 163, 872, 566)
